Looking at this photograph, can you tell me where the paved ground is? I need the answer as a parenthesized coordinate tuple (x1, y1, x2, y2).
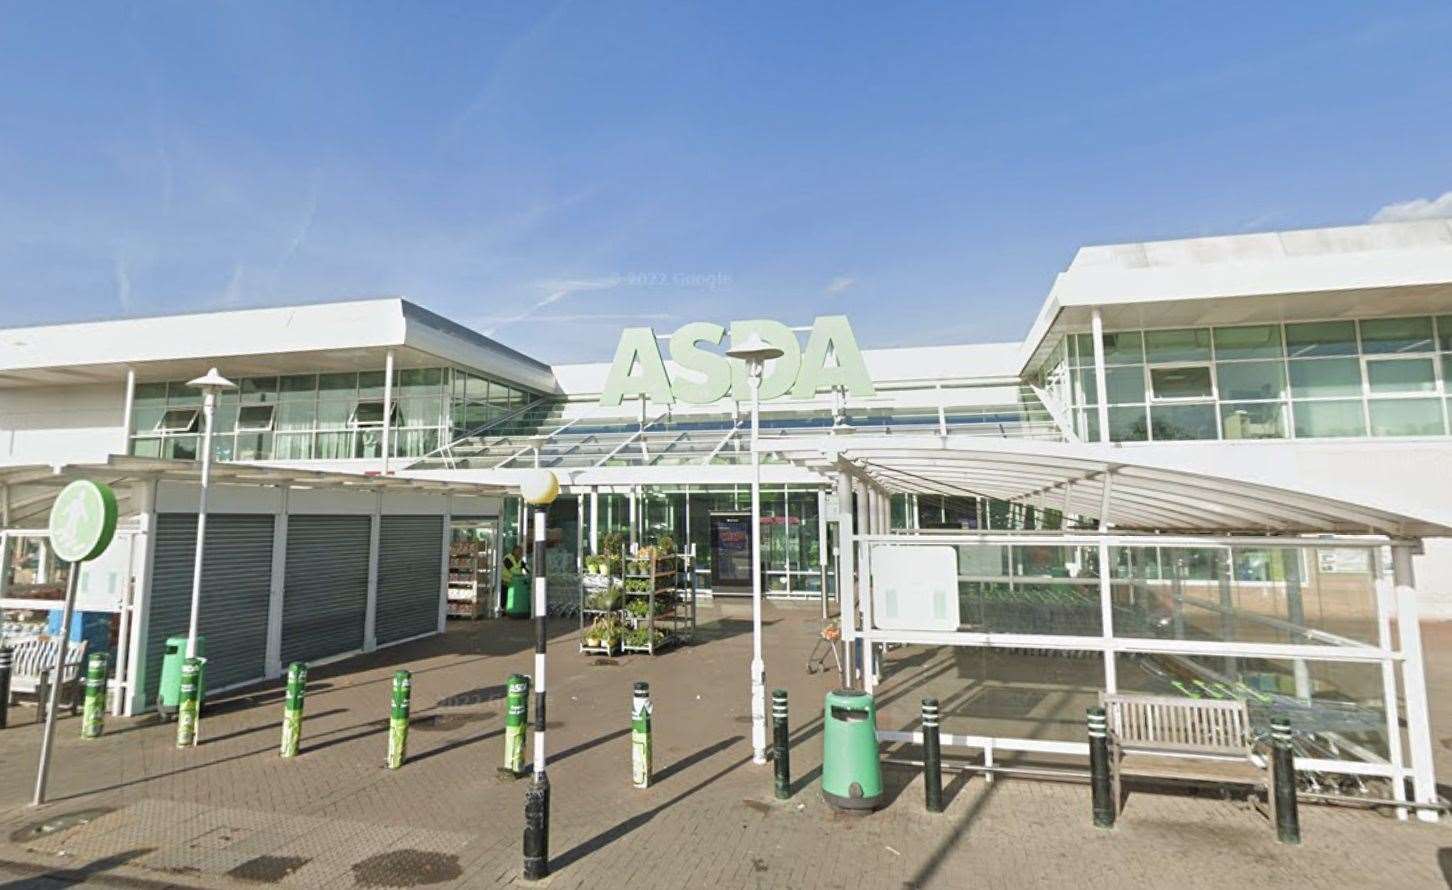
(0, 602, 1449, 889)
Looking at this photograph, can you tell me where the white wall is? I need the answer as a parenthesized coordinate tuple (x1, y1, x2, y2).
(0, 382, 127, 463)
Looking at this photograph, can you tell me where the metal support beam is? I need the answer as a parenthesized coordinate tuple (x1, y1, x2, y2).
(1391, 545, 1439, 822)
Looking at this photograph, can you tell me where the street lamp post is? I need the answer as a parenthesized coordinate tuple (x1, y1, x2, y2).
(726, 333, 784, 765)
(184, 368, 235, 661)
(520, 469, 559, 880)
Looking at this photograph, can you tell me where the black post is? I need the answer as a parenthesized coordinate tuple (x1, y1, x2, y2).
(522, 505, 550, 881)
(1271, 715, 1300, 845)
(0, 646, 12, 730)
(922, 697, 943, 813)
(771, 689, 790, 800)
(1088, 706, 1114, 828)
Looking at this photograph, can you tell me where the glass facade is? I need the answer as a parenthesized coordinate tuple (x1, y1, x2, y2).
(1044, 314, 1452, 443)
(129, 367, 535, 461)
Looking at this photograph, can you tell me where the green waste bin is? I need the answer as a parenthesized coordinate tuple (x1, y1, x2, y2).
(821, 688, 883, 810)
(158, 635, 206, 716)
(505, 573, 532, 618)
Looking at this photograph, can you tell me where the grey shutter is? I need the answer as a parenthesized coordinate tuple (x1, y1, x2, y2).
(143, 513, 275, 706)
(280, 515, 371, 666)
(375, 515, 445, 645)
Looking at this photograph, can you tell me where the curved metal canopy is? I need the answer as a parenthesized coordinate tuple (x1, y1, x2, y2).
(767, 434, 1452, 538)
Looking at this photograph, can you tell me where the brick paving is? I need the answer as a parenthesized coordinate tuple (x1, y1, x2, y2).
(0, 602, 1448, 889)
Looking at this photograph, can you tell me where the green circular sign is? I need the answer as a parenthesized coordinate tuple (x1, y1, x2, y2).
(48, 480, 118, 563)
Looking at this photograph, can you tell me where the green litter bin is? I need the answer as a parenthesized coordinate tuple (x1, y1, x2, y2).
(505, 573, 532, 618)
(158, 635, 206, 717)
(821, 688, 883, 811)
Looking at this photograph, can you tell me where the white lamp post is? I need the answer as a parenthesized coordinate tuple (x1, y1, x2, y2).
(726, 333, 784, 765)
(184, 367, 235, 660)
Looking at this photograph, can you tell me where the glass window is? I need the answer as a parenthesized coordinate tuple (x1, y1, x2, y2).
(1105, 366, 1145, 404)
(280, 374, 317, 399)
(236, 404, 276, 431)
(1144, 328, 1211, 363)
(156, 407, 200, 433)
(1075, 368, 1097, 405)
(1366, 358, 1437, 394)
(1108, 406, 1148, 442)
(1220, 402, 1286, 439)
(1289, 358, 1362, 398)
(1078, 410, 1099, 442)
(1076, 331, 1144, 366)
(165, 382, 202, 406)
(134, 382, 168, 405)
(1212, 325, 1283, 360)
(1285, 320, 1357, 358)
(318, 373, 356, 397)
(1438, 316, 1452, 351)
(131, 437, 162, 458)
(1360, 316, 1433, 354)
(1149, 366, 1213, 400)
(397, 367, 442, 394)
(357, 371, 386, 399)
(1215, 361, 1285, 401)
(1293, 400, 1365, 438)
(1149, 404, 1217, 440)
(239, 377, 278, 402)
(213, 396, 238, 434)
(165, 436, 199, 460)
(1368, 399, 1444, 437)
(317, 399, 351, 429)
(277, 400, 316, 431)
(273, 432, 313, 460)
(352, 400, 399, 426)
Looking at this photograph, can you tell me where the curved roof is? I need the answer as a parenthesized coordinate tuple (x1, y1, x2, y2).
(767, 434, 1452, 538)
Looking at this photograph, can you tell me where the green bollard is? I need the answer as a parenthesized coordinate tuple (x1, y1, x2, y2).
(500, 673, 530, 778)
(280, 662, 307, 758)
(175, 658, 202, 748)
(387, 670, 411, 770)
(632, 681, 653, 789)
(81, 653, 108, 739)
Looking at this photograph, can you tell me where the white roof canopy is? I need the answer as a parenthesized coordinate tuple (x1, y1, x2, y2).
(767, 435, 1452, 538)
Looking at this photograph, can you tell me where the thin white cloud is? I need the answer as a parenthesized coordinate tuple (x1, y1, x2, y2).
(113, 254, 134, 312)
(1371, 191, 1452, 223)
(824, 275, 856, 295)
(482, 276, 622, 335)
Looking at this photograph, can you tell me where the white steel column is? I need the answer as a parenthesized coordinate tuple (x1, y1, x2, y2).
(1391, 545, 1439, 822)
(857, 483, 875, 690)
(119, 367, 136, 455)
(1090, 309, 1110, 444)
(628, 487, 638, 551)
(589, 488, 599, 554)
(364, 491, 382, 652)
(124, 479, 158, 717)
(1373, 550, 1408, 820)
(381, 349, 395, 475)
(817, 488, 829, 618)
(1098, 472, 1116, 692)
(438, 495, 453, 633)
(264, 487, 289, 677)
(836, 467, 858, 689)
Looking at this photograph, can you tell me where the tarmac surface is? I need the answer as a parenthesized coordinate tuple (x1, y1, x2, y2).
(0, 601, 1449, 889)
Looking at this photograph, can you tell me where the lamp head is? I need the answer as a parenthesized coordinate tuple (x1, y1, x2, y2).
(186, 367, 236, 395)
(725, 333, 784, 366)
(520, 469, 560, 506)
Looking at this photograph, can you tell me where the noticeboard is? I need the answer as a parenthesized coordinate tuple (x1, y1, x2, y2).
(870, 545, 960, 632)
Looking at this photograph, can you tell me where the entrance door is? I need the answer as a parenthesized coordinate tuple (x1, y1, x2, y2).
(709, 512, 752, 593)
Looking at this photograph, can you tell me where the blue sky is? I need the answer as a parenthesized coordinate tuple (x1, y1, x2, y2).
(2, 2, 1451, 362)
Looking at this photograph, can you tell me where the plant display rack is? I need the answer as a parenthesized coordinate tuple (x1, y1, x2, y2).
(447, 539, 491, 619)
(578, 541, 696, 657)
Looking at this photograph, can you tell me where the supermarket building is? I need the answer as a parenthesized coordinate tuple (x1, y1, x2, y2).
(3, 218, 1452, 817)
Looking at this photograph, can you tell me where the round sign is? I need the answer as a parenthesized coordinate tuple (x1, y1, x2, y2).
(48, 480, 118, 563)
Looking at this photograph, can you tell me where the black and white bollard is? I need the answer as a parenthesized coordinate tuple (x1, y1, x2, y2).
(1270, 715, 1300, 845)
(0, 646, 12, 730)
(922, 697, 943, 813)
(520, 476, 557, 882)
(632, 681, 653, 789)
(1088, 706, 1114, 829)
(771, 689, 790, 800)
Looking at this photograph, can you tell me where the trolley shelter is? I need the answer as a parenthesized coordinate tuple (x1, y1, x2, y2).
(0, 456, 508, 717)
(770, 435, 1449, 822)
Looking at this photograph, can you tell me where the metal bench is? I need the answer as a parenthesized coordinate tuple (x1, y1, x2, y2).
(1099, 691, 1263, 814)
(5, 636, 89, 721)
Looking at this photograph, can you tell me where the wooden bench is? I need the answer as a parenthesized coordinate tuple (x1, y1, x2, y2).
(5, 636, 89, 721)
(1100, 692, 1264, 814)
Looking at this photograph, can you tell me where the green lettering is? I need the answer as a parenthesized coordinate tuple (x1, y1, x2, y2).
(729, 320, 801, 401)
(668, 321, 731, 404)
(792, 315, 874, 399)
(600, 327, 673, 407)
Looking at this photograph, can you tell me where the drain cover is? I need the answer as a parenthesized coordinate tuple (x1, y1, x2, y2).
(352, 850, 462, 887)
(229, 855, 310, 882)
(8, 807, 114, 844)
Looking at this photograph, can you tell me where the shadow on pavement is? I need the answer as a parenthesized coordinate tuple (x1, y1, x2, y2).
(0, 848, 155, 889)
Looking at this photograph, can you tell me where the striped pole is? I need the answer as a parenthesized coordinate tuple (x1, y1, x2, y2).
(0, 646, 13, 730)
(1271, 716, 1300, 844)
(1088, 706, 1114, 828)
(386, 670, 411, 770)
(522, 505, 551, 880)
(922, 698, 942, 813)
(175, 658, 202, 748)
(280, 662, 307, 758)
(771, 689, 790, 800)
(632, 682, 653, 789)
(81, 653, 108, 739)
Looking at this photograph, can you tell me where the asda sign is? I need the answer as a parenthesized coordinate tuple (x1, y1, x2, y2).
(600, 316, 874, 407)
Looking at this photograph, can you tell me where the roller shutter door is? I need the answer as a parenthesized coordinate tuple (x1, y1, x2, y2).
(375, 515, 445, 645)
(143, 513, 275, 706)
(280, 515, 370, 665)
